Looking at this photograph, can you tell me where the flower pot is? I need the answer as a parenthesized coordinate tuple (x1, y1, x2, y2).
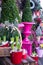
(31, 56, 38, 65)
(22, 54, 27, 59)
(22, 44, 32, 56)
(10, 51, 22, 64)
(0, 41, 9, 47)
(22, 22, 35, 31)
(31, 56, 38, 61)
(36, 47, 43, 57)
(22, 22, 35, 55)
(22, 49, 27, 59)
(2, 43, 9, 47)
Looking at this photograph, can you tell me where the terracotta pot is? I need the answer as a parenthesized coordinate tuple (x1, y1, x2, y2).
(10, 51, 22, 64)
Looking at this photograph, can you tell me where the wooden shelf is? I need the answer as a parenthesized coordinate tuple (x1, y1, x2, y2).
(0, 47, 11, 57)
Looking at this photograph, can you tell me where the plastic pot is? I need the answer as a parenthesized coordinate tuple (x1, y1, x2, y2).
(10, 50, 22, 64)
(31, 56, 38, 61)
(36, 47, 43, 57)
(0, 41, 9, 47)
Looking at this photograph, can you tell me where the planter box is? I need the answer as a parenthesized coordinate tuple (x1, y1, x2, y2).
(0, 47, 11, 57)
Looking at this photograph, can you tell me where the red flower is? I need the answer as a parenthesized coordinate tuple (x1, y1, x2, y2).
(34, 18, 41, 23)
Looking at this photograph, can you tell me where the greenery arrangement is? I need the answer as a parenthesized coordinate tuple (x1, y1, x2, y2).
(22, 0, 32, 22)
(0, 25, 19, 42)
(1, 0, 21, 23)
(11, 36, 21, 51)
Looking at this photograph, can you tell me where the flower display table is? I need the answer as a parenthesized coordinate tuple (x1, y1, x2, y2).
(0, 24, 36, 65)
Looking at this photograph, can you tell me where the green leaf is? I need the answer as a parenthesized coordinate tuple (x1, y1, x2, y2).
(22, 0, 32, 22)
(11, 37, 14, 42)
(3, 36, 6, 42)
(11, 43, 14, 50)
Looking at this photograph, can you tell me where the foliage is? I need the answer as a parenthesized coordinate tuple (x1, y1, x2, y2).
(11, 36, 21, 51)
(22, 0, 32, 22)
(1, 0, 21, 23)
(0, 25, 19, 41)
(16, 36, 21, 50)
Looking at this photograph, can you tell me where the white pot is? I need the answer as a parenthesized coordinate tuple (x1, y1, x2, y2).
(36, 47, 43, 57)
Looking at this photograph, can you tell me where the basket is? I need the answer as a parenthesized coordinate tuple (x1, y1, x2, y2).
(0, 23, 22, 57)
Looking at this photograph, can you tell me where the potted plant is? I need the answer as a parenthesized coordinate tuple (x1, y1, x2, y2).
(36, 38, 43, 57)
(36, 44, 43, 57)
(31, 52, 38, 61)
(0, 25, 9, 47)
(10, 36, 22, 64)
(22, 0, 33, 31)
(10, 25, 22, 64)
(31, 52, 38, 65)
(19, 0, 35, 56)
